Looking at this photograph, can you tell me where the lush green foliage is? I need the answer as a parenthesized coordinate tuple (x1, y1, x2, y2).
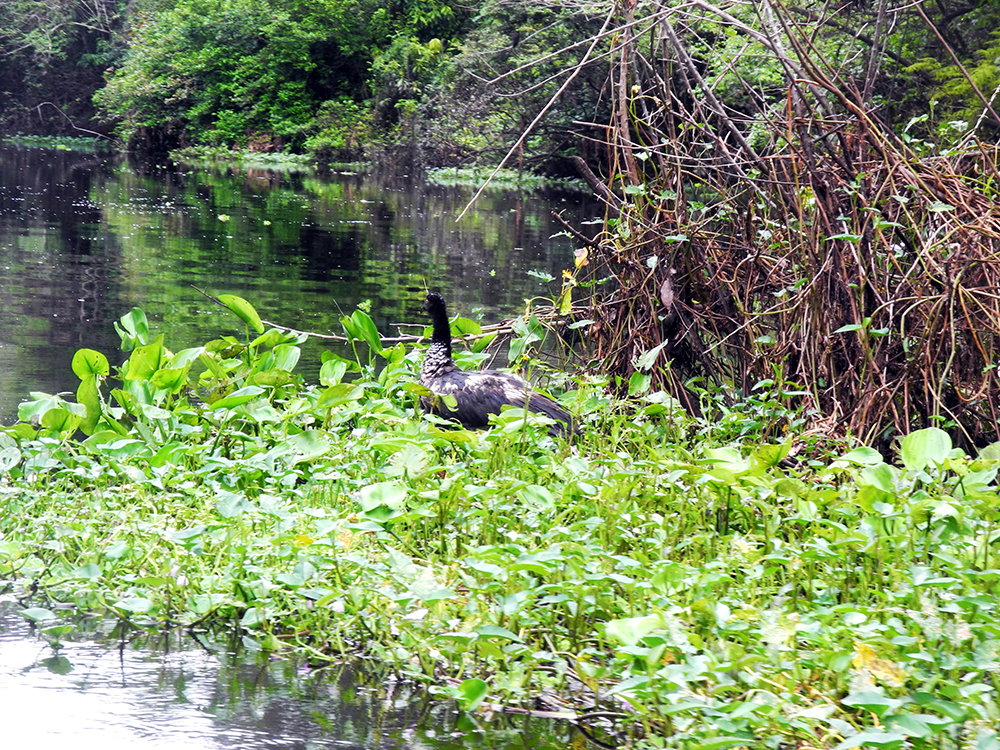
(2, 300, 1000, 748)
(93, 0, 471, 154)
(5, 0, 1000, 170)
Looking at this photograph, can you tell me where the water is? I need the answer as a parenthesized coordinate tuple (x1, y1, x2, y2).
(0, 146, 601, 747)
(0, 599, 584, 749)
(0, 145, 598, 420)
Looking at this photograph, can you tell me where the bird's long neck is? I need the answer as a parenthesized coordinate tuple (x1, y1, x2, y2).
(430, 310, 452, 359)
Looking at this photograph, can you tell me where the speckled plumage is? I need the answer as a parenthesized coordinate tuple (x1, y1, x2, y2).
(419, 292, 578, 438)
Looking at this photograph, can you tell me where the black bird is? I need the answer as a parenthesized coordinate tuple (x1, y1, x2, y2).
(419, 292, 578, 438)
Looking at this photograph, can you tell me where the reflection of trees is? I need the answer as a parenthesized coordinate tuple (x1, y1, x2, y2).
(0, 149, 596, 419)
(0, 146, 125, 420)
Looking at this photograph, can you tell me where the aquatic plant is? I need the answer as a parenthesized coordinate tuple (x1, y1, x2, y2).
(0, 298, 999, 748)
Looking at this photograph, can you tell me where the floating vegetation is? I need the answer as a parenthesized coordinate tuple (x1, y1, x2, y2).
(3, 134, 112, 152)
(171, 146, 316, 172)
(426, 166, 586, 192)
(1, 298, 999, 748)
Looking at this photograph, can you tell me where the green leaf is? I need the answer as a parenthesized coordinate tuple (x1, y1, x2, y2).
(41, 408, 82, 435)
(899, 427, 952, 471)
(834, 323, 864, 333)
(475, 624, 523, 642)
(451, 317, 482, 336)
(697, 739, 759, 750)
(72, 349, 110, 380)
(358, 481, 408, 512)
(218, 294, 264, 334)
(76, 375, 101, 436)
(319, 359, 348, 386)
(346, 309, 382, 353)
(283, 430, 331, 465)
(124, 337, 165, 380)
(606, 614, 662, 647)
(519, 484, 555, 509)
(635, 339, 669, 371)
(271, 344, 300, 372)
(216, 491, 253, 518)
(0, 446, 21, 472)
(317, 383, 364, 407)
(150, 366, 190, 393)
(453, 678, 489, 712)
(210, 385, 266, 410)
(20, 607, 57, 622)
(70, 563, 103, 580)
(471, 332, 497, 353)
(114, 307, 149, 350)
(628, 371, 651, 396)
(841, 690, 903, 717)
(114, 597, 154, 614)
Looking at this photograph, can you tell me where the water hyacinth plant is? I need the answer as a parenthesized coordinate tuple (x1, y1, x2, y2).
(0, 298, 998, 748)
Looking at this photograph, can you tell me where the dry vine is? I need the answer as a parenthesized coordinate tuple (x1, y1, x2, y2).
(574, 0, 1000, 447)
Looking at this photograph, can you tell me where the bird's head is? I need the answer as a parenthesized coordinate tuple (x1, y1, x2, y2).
(423, 291, 448, 317)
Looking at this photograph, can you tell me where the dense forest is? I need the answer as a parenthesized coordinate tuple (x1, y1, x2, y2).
(2, 1, 999, 169)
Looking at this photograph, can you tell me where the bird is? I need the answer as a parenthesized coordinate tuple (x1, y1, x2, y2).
(419, 291, 578, 438)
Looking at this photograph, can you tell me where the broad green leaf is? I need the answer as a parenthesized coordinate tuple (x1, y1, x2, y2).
(349, 309, 382, 353)
(900, 427, 952, 471)
(519, 484, 555, 509)
(20, 607, 57, 622)
(840, 446, 884, 465)
(283, 430, 331, 465)
(317, 383, 364, 407)
(41, 408, 82, 435)
(218, 294, 264, 334)
(319, 359, 348, 385)
(451, 317, 481, 336)
(841, 690, 902, 717)
(140, 404, 173, 420)
(453, 678, 489, 712)
(358, 481, 407, 512)
(114, 597, 154, 614)
(471, 332, 497, 353)
(635, 339, 669, 371)
(606, 614, 662, 647)
(271, 344, 300, 372)
(114, 307, 149, 350)
(151, 366, 189, 393)
(697, 739, 759, 750)
(216, 491, 253, 518)
(125, 337, 165, 380)
(628, 371, 651, 396)
(0, 446, 21, 472)
(475, 625, 523, 642)
(210, 385, 266, 410)
(71, 349, 110, 379)
(76, 375, 101, 435)
(70, 563, 102, 580)
(605, 674, 650, 697)
(18, 392, 83, 423)
(166, 347, 205, 369)
(250, 369, 293, 387)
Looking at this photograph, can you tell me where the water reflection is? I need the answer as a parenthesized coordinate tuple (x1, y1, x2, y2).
(0, 599, 584, 749)
(0, 145, 598, 420)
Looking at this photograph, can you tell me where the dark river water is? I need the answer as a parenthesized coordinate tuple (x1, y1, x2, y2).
(0, 144, 599, 421)
(0, 145, 601, 747)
